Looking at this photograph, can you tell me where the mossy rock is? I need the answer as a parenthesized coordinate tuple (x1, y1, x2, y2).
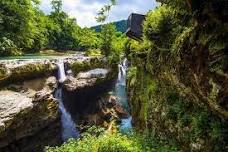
(69, 57, 112, 75)
(126, 64, 228, 151)
(0, 67, 7, 79)
(0, 63, 57, 86)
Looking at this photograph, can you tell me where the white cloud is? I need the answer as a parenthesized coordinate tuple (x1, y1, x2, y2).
(65, 1, 104, 27)
(40, 0, 158, 27)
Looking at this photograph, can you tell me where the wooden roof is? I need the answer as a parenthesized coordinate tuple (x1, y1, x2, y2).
(125, 13, 145, 41)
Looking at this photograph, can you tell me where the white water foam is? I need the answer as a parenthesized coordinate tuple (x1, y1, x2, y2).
(116, 58, 132, 132)
(57, 62, 67, 83)
(56, 62, 79, 141)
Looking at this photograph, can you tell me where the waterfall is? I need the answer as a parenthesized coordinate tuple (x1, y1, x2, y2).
(118, 65, 123, 83)
(120, 117, 132, 131)
(57, 62, 67, 83)
(115, 58, 132, 132)
(55, 89, 79, 141)
(122, 58, 128, 68)
(117, 58, 128, 85)
(55, 62, 78, 141)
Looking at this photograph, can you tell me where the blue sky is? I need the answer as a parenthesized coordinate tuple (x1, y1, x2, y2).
(40, 0, 158, 27)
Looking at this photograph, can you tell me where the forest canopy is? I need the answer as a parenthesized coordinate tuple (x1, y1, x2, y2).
(0, 0, 127, 57)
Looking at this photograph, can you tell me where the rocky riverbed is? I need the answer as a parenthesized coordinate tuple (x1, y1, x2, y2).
(0, 54, 128, 152)
(0, 53, 101, 86)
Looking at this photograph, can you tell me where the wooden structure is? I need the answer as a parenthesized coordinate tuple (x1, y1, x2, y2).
(126, 13, 145, 41)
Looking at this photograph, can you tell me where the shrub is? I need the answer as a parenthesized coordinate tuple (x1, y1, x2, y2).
(45, 133, 142, 152)
(0, 37, 21, 56)
(127, 66, 137, 86)
(144, 6, 175, 44)
(85, 49, 102, 57)
(45, 126, 180, 152)
(98, 134, 142, 152)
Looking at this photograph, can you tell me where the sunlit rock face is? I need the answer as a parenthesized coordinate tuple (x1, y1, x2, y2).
(63, 68, 110, 91)
(0, 77, 61, 152)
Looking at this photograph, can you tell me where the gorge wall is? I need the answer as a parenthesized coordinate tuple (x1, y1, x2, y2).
(127, 0, 227, 151)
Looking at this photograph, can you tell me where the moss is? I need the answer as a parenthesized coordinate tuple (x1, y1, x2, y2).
(69, 58, 110, 75)
(0, 67, 7, 79)
(126, 0, 227, 151)
(69, 61, 90, 74)
(171, 26, 195, 55)
(85, 49, 102, 57)
(10, 64, 55, 81)
(127, 67, 228, 151)
(127, 66, 157, 129)
(0, 63, 56, 86)
(126, 66, 137, 87)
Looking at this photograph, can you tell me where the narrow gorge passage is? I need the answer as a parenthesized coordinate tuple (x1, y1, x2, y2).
(54, 59, 132, 141)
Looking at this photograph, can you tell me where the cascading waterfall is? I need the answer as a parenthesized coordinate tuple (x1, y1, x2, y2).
(118, 58, 127, 85)
(55, 62, 79, 141)
(57, 62, 67, 83)
(116, 58, 132, 132)
(55, 59, 131, 139)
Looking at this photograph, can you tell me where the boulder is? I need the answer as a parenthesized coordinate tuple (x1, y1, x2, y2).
(63, 68, 110, 92)
(0, 60, 57, 87)
(63, 76, 97, 91)
(107, 96, 130, 119)
(0, 77, 60, 151)
(77, 68, 108, 79)
(68, 57, 107, 75)
(70, 94, 129, 132)
(0, 64, 10, 81)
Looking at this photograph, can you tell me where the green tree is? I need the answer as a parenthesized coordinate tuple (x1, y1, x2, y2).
(48, 0, 81, 50)
(78, 28, 100, 51)
(30, 10, 50, 51)
(0, 0, 47, 53)
(100, 24, 116, 56)
(0, 37, 19, 56)
(110, 32, 128, 61)
(51, 0, 62, 13)
(96, 0, 117, 22)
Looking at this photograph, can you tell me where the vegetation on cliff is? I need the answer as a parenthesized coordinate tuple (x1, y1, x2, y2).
(126, 0, 227, 151)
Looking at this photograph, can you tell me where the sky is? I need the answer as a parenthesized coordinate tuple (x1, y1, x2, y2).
(40, 0, 158, 27)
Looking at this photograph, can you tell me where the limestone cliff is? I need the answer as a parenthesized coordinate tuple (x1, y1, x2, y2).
(127, 0, 227, 151)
